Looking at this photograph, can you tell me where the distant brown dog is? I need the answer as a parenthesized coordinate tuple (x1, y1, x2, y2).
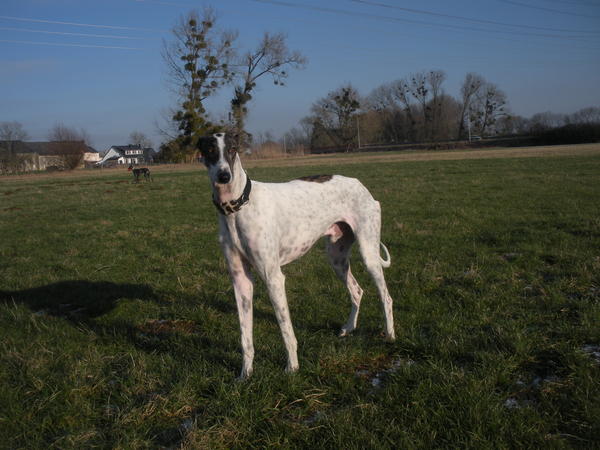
(128, 165, 152, 182)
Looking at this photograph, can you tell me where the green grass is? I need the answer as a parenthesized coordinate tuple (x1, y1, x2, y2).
(1, 153, 599, 448)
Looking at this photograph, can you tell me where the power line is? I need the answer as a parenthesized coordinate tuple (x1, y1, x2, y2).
(540, 0, 600, 6)
(0, 15, 164, 33)
(133, 0, 196, 7)
(0, 26, 148, 40)
(0, 39, 142, 50)
(347, 0, 600, 34)
(244, 0, 600, 42)
(497, 0, 600, 18)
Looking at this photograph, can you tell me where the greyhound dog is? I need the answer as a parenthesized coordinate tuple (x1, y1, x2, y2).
(128, 165, 152, 182)
(198, 133, 394, 378)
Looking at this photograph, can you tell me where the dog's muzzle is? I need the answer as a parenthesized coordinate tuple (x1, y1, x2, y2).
(217, 170, 231, 184)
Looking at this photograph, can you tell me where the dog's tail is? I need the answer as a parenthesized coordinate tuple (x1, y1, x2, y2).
(380, 242, 391, 268)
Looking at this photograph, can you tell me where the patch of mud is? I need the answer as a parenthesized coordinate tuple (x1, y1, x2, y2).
(137, 319, 196, 336)
(504, 374, 562, 409)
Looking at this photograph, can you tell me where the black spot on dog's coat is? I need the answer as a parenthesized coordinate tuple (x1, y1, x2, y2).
(297, 174, 333, 183)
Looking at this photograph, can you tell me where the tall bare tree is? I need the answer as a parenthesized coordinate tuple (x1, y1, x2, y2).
(390, 78, 418, 141)
(404, 70, 448, 141)
(48, 123, 90, 143)
(458, 73, 485, 139)
(230, 32, 306, 150)
(366, 83, 406, 144)
(48, 123, 89, 170)
(425, 70, 447, 141)
(129, 131, 153, 149)
(473, 83, 507, 137)
(310, 84, 361, 150)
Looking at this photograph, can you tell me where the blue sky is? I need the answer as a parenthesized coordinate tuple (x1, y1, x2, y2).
(1, 0, 599, 151)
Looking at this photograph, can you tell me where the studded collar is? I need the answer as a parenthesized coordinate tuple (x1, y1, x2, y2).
(213, 174, 252, 215)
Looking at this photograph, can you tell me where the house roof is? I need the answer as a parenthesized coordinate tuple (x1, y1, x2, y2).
(0, 140, 96, 155)
(111, 144, 142, 151)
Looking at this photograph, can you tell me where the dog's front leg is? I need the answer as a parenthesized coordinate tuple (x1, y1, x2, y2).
(263, 267, 299, 373)
(223, 244, 255, 379)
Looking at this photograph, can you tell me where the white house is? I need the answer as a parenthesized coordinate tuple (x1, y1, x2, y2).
(96, 144, 155, 167)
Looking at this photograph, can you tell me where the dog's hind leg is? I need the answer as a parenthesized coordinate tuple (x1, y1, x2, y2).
(223, 245, 255, 379)
(355, 208, 395, 341)
(325, 223, 364, 337)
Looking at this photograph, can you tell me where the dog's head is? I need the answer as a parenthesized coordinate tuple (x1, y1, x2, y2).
(198, 133, 238, 186)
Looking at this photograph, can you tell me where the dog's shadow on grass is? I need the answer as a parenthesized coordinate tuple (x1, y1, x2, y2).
(1, 280, 242, 372)
(0, 280, 158, 320)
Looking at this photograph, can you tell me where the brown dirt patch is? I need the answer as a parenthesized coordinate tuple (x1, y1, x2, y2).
(137, 319, 196, 336)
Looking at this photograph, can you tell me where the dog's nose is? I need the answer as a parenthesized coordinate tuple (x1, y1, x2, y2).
(217, 171, 231, 184)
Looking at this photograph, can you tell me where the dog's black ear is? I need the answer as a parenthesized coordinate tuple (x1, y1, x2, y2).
(197, 136, 209, 150)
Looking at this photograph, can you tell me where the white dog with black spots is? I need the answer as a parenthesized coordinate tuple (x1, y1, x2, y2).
(198, 132, 395, 379)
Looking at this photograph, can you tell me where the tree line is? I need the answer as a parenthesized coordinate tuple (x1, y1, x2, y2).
(280, 74, 600, 154)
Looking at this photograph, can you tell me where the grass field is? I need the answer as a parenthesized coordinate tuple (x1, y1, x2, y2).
(1, 146, 599, 448)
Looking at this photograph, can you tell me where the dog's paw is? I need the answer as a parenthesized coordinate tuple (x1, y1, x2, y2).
(338, 326, 354, 337)
(384, 332, 396, 342)
(237, 368, 253, 381)
(285, 364, 299, 374)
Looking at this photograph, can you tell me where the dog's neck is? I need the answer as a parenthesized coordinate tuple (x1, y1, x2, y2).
(212, 154, 248, 207)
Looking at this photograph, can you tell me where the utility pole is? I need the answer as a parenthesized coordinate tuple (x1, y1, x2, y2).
(356, 115, 361, 150)
(467, 113, 472, 142)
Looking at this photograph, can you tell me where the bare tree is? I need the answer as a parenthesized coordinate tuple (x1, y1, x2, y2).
(426, 70, 447, 141)
(0, 121, 28, 142)
(403, 70, 448, 141)
(299, 116, 315, 144)
(48, 123, 90, 143)
(48, 123, 89, 170)
(431, 94, 461, 141)
(230, 32, 306, 149)
(408, 71, 429, 137)
(528, 111, 567, 132)
(366, 83, 406, 144)
(0, 121, 29, 174)
(473, 83, 508, 136)
(390, 78, 418, 141)
(282, 127, 309, 154)
(129, 131, 153, 149)
(569, 106, 600, 124)
(458, 73, 485, 139)
(310, 84, 361, 151)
